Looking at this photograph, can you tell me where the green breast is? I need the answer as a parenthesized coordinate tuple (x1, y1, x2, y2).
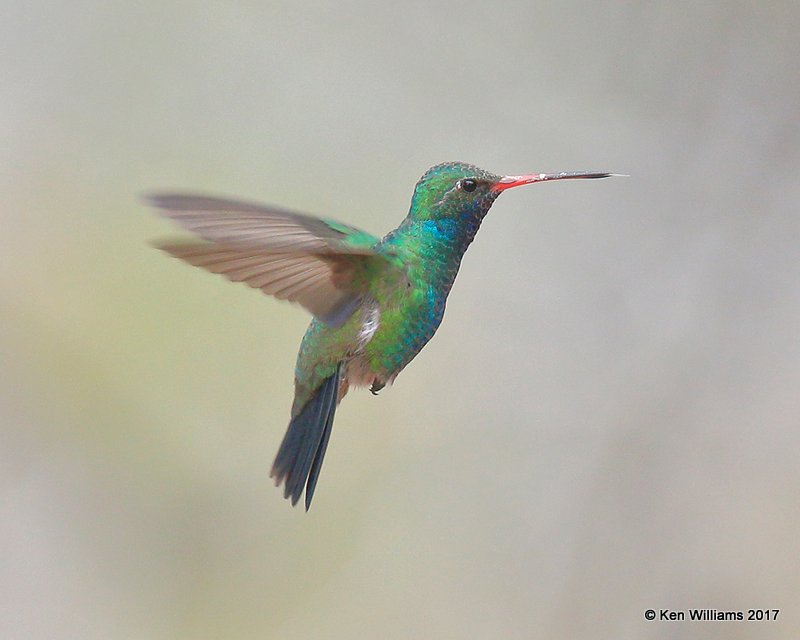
(364, 219, 469, 377)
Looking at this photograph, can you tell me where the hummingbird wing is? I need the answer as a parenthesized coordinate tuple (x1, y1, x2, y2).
(148, 193, 399, 327)
(155, 242, 368, 326)
(145, 193, 378, 254)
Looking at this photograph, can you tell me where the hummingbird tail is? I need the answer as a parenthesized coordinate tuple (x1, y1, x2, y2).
(270, 364, 342, 510)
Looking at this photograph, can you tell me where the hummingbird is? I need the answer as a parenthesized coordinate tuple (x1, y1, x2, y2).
(148, 162, 617, 509)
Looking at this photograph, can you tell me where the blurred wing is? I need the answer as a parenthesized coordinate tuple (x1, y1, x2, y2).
(145, 193, 378, 254)
(157, 242, 365, 327)
(148, 192, 400, 327)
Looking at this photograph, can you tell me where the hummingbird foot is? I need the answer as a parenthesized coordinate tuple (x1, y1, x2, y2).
(370, 379, 386, 395)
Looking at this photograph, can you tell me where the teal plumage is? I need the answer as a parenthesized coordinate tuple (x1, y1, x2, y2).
(149, 162, 616, 508)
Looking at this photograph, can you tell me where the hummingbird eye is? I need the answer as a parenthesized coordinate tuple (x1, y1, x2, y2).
(459, 178, 478, 193)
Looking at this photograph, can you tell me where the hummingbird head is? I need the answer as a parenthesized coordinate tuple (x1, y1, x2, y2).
(409, 161, 616, 223)
(409, 162, 502, 222)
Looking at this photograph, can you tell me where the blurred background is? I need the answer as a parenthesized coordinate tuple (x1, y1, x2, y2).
(3, 1, 799, 638)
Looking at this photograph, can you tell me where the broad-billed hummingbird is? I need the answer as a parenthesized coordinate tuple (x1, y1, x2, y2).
(148, 162, 618, 509)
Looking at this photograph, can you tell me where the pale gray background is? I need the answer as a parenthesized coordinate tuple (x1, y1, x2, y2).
(3, 1, 799, 638)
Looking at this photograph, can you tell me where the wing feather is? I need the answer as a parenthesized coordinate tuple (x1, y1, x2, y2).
(146, 193, 377, 254)
(158, 242, 362, 327)
(149, 192, 407, 327)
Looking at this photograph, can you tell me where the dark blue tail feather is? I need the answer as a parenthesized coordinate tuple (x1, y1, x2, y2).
(305, 392, 337, 510)
(271, 364, 341, 510)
